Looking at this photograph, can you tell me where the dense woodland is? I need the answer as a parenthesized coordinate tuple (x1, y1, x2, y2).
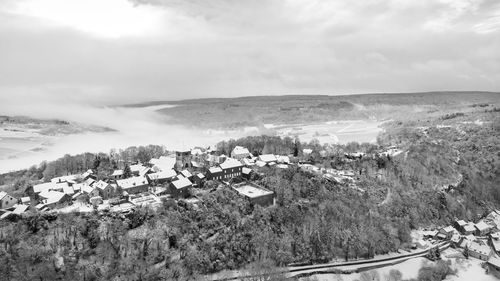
(0, 105, 499, 280)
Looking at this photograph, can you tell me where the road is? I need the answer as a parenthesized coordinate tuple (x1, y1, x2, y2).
(208, 242, 450, 280)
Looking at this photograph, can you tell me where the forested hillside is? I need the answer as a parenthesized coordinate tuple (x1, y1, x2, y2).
(0, 100, 499, 281)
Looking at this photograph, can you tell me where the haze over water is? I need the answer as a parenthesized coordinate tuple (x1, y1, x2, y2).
(0, 102, 382, 173)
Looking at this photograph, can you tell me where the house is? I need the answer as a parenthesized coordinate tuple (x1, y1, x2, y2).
(94, 180, 114, 200)
(241, 158, 255, 167)
(231, 146, 251, 160)
(180, 169, 193, 180)
(487, 257, 500, 279)
(438, 226, 455, 239)
(468, 242, 492, 261)
(459, 234, 476, 248)
(242, 167, 253, 180)
(193, 173, 205, 187)
(206, 167, 223, 181)
(169, 177, 192, 198)
(0, 192, 17, 210)
(33, 182, 56, 194)
(276, 155, 290, 164)
(116, 176, 150, 194)
(454, 220, 467, 232)
(191, 161, 204, 172)
(220, 159, 243, 180)
(463, 223, 476, 235)
(490, 232, 500, 254)
(62, 185, 75, 196)
(147, 169, 177, 184)
(475, 221, 491, 236)
(150, 156, 176, 172)
(484, 210, 500, 230)
(12, 204, 29, 215)
(80, 184, 100, 198)
(20, 197, 31, 205)
(111, 169, 124, 180)
(51, 174, 77, 184)
(302, 149, 313, 155)
(232, 183, 274, 207)
(39, 191, 71, 209)
(81, 169, 95, 180)
(258, 154, 277, 164)
(130, 164, 151, 177)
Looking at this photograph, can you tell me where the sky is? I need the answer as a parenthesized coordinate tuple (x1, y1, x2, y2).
(0, 0, 499, 106)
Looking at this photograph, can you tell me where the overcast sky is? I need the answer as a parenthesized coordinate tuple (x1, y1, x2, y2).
(0, 0, 499, 106)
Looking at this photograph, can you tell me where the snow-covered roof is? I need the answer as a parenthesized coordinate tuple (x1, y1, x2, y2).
(171, 177, 192, 189)
(231, 146, 250, 156)
(0, 191, 8, 200)
(51, 174, 77, 184)
(258, 154, 277, 163)
(40, 191, 67, 205)
(112, 169, 124, 176)
(276, 155, 290, 164)
(94, 180, 110, 190)
(12, 204, 29, 215)
(147, 169, 177, 181)
(181, 170, 193, 178)
(209, 167, 222, 174)
(475, 221, 490, 231)
(33, 182, 56, 194)
(242, 167, 252, 174)
(62, 185, 75, 195)
(150, 156, 176, 171)
(220, 159, 243, 170)
(116, 176, 149, 190)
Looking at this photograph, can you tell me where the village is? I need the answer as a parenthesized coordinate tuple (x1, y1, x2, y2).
(1, 143, 500, 278)
(0, 144, 401, 217)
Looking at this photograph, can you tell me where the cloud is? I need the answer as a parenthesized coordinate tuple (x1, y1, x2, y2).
(0, 0, 498, 107)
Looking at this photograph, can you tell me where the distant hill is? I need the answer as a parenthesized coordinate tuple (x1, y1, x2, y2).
(124, 91, 500, 129)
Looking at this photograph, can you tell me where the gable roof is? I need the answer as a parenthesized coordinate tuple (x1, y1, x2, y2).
(258, 154, 277, 163)
(231, 146, 250, 156)
(276, 155, 290, 164)
(40, 191, 67, 205)
(464, 223, 476, 232)
(209, 167, 223, 174)
(242, 167, 252, 174)
(171, 177, 192, 189)
(62, 185, 75, 195)
(475, 221, 490, 231)
(112, 169, 124, 176)
(147, 169, 177, 181)
(0, 191, 7, 200)
(116, 176, 149, 190)
(220, 159, 243, 170)
(51, 174, 77, 184)
(181, 170, 193, 178)
(13, 204, 29, 215)
(33, 182, 56, 194)
(94, 180, 110, 190)
(150, 156, 176, 171)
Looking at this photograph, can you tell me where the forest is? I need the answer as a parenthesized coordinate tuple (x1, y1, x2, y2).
(0, 105, 499, 281)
